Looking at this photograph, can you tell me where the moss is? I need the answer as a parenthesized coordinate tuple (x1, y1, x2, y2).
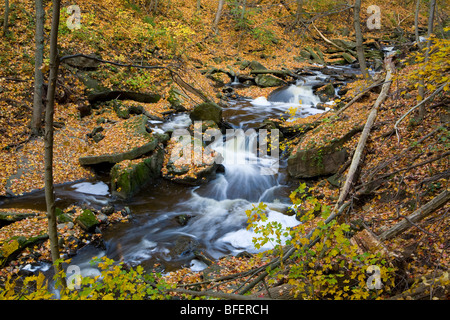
(75, 209, 100, 232)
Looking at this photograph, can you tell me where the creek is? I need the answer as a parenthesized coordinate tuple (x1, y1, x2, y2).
(0, 66, 355, 277)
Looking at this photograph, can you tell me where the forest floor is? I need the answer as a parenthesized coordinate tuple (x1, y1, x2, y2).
(0, 0, 448, 299)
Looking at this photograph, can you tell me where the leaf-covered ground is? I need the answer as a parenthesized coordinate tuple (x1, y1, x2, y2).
(0, 0, 448, 299)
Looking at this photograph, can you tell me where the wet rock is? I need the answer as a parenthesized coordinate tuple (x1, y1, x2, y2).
(75, 209, 100, 233)
(316, 83, 336, 102)
(174, 214, 192, 226)
(110, 147, 165, 199)
(189, 102, 223, 125)
(255, 74, 286, 88)
(101, 205, 115, 216)
(170, 236, 200, 257)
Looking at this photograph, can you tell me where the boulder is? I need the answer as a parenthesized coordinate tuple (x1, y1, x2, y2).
(288, 126, 363, 179)
(110, 147, 165, 199)
(255, 74, 286, 87)
(162, 135, 219, 186)
(167, 86, 188, 112)
(330, 39, 357, 51)
(75, 209, 100, 233)
(316, 83, 336, 102)
(341, 52, 357, 63)
(189, 102, 223, 125)
(87, 90, 161, 105)
(248, 60, 267, 71)
(287, 143, 348, 178)
(64, 53, 101, 70)
(0, 212, 38, 228)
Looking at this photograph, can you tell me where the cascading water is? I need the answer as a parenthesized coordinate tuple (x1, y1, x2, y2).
(2, 73, 334, 277)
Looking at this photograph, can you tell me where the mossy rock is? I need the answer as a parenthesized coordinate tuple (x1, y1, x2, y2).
(287, 126, 363, 179)
(189, 102, 223, 125)
(111, 147, 165, 199)
(0, 212, 38, 227)
(75, 209, 100, 232)
(0, 234, 49, 268)
(255, 74, 286, 88)
(316, 83, 336, 102)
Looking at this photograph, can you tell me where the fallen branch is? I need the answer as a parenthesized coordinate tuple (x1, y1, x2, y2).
(356, 150, 450, 195)
(332, 79, 385, 118)
(334, 57, 394, 210)
(361, 124, 447, 184)
(394, 83, 447, 143)
(312, 22, 356, 56)
(238, 201, 351, 295)
(388, 270, 450, 300)
(169, 288, 271, 300)
(59, 53, 212, 104)
(378, 189, 450, 241)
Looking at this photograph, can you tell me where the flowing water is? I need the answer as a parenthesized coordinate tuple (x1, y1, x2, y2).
(0, 72, 342, 276)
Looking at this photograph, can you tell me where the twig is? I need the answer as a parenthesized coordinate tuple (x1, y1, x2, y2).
(237, 201, 351, 295)
(394, 83, 447, 143)
(59, 53, 212, 103)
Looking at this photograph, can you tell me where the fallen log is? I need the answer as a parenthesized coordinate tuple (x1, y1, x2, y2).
(334, 57, 394, 210)
(378, 189, 450, 241)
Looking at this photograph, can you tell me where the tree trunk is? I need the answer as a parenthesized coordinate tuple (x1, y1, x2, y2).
(353, 0, 370, 79)
(378, 189, 450, 241)
(31, 0, 45, 136)
(418, 0, 436, 119)
(44, 0, 65, 288)
(295, 0, 304, 24)
(414, 0, 420, 44)
(3, 0, 9, 36)
(213, 0, 225, 33)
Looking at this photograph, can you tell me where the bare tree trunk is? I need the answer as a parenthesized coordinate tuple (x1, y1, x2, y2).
(295, 0, 304, 24)
(3, 0, 9, 36)
(353, 0, 370, 79)
(44, 0, 65, 288)
(414, 0, 420, 44)
(418, 0, 436, 119)
(196, 0, 201, 11)
(213, 0, 225, 33)
(31, 0, 45, 136)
